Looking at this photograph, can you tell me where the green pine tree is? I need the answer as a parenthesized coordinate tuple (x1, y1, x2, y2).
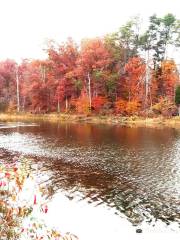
(175, 86, 180, 115)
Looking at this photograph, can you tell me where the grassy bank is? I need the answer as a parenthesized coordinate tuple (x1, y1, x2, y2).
(0, 113, 180, 128)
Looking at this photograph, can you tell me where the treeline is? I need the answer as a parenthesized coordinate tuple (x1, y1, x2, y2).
(0, 13, 180, 116)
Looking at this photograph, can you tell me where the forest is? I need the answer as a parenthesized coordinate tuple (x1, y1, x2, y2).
(0, 13, 180, 117)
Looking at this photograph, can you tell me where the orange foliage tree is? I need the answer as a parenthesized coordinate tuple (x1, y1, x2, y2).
(114, 99, 127, 115)
(159, 60, 179, 101)
(123, 57, 146, 103)
(126, 100, 141, 116)
(75, 95, 90, 114)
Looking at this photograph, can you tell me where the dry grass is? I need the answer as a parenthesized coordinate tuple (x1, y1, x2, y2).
(0, 113, 180, 128)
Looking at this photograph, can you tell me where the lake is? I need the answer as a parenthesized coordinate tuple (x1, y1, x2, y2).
(0, 121, 180, 239)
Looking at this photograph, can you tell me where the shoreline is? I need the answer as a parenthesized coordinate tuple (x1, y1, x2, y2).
(0, 113, 180, 128)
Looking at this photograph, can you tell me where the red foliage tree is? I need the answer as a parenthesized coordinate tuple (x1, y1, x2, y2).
(20, 60, 51, 113)
(47, 39, 79, 112)
(78, 38, 112, 108)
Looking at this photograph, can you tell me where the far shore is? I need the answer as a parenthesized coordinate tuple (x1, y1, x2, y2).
(1, 112, 180, 129)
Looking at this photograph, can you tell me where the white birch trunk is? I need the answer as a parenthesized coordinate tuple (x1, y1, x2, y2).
(87, 72, 92, 110)
(65, 97, 68, 112)
(16, 66, 20, 113)
(145, 50, 150, 109)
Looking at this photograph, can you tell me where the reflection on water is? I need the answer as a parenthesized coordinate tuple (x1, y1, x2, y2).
(0, 122, 180, 232)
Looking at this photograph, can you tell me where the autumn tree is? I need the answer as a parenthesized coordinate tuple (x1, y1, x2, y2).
(158, 60, 178, 101)
(0, 13, 179, 117)
(47, 38, 79, 112)
(0, 60, 17, 111)
(122, 57, 146, 103)
(78, 38, 112, 110)
(20, 60, 51, 113)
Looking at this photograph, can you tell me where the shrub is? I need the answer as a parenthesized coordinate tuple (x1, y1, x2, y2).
(152, 97, 177, 117)
(126, 101, 141, 116)
(115, 99, 141, 116)
(92, 96, 108, 113)
(6, 101, 17, 113)
(114, 99, 127, 115)
(75, 95, 90, 114)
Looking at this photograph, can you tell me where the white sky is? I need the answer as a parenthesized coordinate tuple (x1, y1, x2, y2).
(0, 0, 179, 62)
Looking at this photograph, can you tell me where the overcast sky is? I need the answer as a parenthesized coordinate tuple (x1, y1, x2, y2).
(0, 0, 179, 62)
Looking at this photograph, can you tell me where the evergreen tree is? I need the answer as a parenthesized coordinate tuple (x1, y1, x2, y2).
(175, 86, 180, 115)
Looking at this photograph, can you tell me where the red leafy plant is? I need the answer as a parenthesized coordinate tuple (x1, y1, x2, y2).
(0, 159, 78, 240)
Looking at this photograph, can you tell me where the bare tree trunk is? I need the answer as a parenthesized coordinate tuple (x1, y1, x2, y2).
(22, 96, 26, 112)
(40, 64, 46, 83)
(128, 76, 131, 102)
(16, 65, 20, 113)
(149, 85, 152, 108)
(57, 99, 60, 113)
(87, 72, 92, 110)
(145, 50, 150, 111)
(65, 96, 68, 112)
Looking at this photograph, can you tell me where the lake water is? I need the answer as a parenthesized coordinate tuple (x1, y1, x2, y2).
(0, 121, 180, 239)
